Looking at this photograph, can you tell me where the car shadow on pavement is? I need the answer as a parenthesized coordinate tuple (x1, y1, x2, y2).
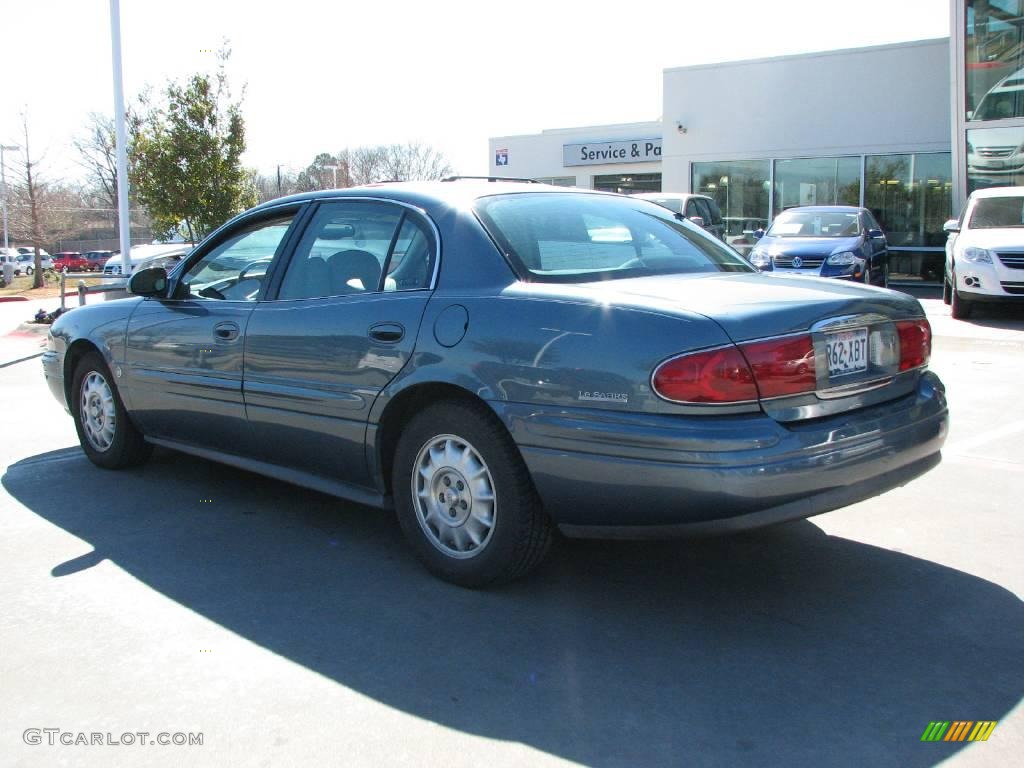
(4, 447, 1022, 767)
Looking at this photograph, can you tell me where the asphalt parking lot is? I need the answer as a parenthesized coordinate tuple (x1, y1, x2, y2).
(0, 290, 1021, 767)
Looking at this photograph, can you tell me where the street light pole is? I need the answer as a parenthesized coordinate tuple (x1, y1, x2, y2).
(1, 144, 20, 250)
(109, 0, 131, 275)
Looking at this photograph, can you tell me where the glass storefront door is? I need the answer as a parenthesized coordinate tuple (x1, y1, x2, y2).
(692, 160, 770, 255)
(772, 156, 861, 216)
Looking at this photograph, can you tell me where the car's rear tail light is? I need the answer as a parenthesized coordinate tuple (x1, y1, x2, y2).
(896, 319, 931, 371)
(739, 335, 817, 398)
(652, 346, 758, 403)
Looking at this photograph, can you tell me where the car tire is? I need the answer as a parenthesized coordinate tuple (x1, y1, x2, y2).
(392, 399, 554, 587)
(942, 276, 952, 305)
(950, 271, 973, 320)
(72, 352, 152, 469)
(26, 266, 34, 276)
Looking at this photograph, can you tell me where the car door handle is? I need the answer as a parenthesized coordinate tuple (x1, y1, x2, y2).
(368, 322, 404, 343)
(214, 321, 240, 341)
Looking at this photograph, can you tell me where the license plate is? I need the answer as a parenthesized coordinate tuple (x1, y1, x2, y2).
(826, 328, 868, 377)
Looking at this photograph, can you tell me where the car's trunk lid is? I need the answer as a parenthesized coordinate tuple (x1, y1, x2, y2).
(576, 272, 929, 420)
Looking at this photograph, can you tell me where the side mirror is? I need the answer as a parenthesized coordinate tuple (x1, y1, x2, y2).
(128, 266, 169, 297)
(753, 228, 765, 240)
(687, 215, 705, 227)
(867, 228, 885, 239)
(942, 219, 961, 234)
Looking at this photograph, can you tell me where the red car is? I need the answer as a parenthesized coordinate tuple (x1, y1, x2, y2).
(52, 252, 88, 272)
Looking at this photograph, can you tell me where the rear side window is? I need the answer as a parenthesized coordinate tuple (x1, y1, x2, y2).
(474, 193, 752, 283)
(277, 202, 436, 300)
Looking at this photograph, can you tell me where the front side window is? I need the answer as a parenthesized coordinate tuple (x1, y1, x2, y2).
(181, 214, 295, 301)
(474, 193, 752, 283)
(767, 209, 860, 238)
(277, 202, 435, 300)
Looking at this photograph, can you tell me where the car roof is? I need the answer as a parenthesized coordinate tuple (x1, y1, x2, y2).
(778, 205, 864, 213)
(247, 179, 625, 216)
(634, 192, 710, 200)
(968, 185, 1024, 199)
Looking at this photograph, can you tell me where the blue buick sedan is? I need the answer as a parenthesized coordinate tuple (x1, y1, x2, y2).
(43, 180, 947, 586)
(749, 205, 890, 286)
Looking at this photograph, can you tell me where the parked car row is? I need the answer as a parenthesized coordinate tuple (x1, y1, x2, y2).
(51, 250, 115, 272)
(1, 247, 53, 275)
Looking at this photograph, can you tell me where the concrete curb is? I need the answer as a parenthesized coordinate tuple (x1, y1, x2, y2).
(0, 296, 29, 303)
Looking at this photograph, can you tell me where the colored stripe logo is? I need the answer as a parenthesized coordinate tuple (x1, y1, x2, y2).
(921, 721, 997, 742)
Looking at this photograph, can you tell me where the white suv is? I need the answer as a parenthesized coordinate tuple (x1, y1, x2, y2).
(943, 186, 1024, 319)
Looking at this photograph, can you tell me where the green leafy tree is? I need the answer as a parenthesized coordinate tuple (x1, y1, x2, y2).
(129, 47, 256, 242)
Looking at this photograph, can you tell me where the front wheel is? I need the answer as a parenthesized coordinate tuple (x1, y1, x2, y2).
(72, 352, 152, 469)
(392, 400, 553, 587)
(950, 271, 973, 320)
(26, 266, 34, 275)
(942, 276, 952, 305)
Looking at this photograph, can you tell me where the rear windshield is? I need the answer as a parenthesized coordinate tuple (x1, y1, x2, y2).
(969, 196, 1024, 229)
(474, 193, 752, 283)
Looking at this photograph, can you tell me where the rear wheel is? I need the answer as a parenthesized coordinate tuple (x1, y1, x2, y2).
(392, 400, 553, 587)
(950, 270, 973, 320)
(72, 352, 152, 469)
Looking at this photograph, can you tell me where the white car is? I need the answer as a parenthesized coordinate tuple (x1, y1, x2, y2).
(943, 186, 1024, 319)
(15, 252, 54, 274)
(102, 242, 193, 275)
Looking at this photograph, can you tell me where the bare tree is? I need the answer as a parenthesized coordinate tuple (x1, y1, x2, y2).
(297, 143, 454, 189)
(8, 115, 75, 287)
(380, 142, 454, 182)
(73, 113, 119, 212)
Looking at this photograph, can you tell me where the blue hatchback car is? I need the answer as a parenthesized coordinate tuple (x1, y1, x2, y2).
(749, 206, 890, 286)
(43, 181, 945, 586)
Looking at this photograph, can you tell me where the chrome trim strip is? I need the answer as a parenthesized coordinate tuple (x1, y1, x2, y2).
(204, 196, 443, 293)
(811, 313, 891, 333)
(816, 376, 894, 400)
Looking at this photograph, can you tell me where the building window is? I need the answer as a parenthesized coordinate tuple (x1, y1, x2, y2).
(772, 156, 861, 216)
(592, 173, 661, 194)
(865, 152, 952, 248)
(534, 176, 576, 187)
(692, 160, 770, 255)
(966, 0, 1024, 121)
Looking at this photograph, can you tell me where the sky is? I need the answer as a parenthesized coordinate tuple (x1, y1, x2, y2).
(2, 0, 950, 185)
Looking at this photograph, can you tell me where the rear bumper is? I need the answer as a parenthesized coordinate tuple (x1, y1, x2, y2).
(495, 371, 948, 535)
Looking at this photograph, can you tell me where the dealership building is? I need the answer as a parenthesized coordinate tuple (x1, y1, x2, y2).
(490, 4, 1024, 280)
